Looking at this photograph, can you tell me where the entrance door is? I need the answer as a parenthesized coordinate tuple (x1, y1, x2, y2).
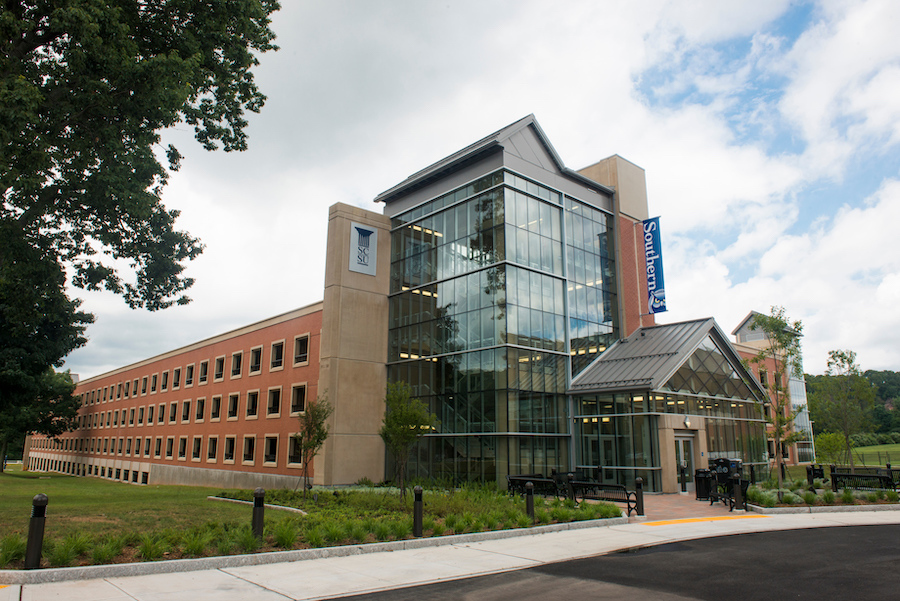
(674, 437, 694, 493)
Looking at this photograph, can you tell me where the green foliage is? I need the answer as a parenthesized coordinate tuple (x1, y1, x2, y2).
(0, 534, 26, 566)
(181, 531, 210, 557)
(236, 526, 260, 553)
(886, 490, 899, 503)
(823, 490, 836, 504)
(808, 350, 876, 470)
(303, 526, 326, 548)
(802, 491, 817, 505)
(781, 492, 801, 505)
(323, 520, 345, 544)
(294, 395, 334, 496)
(841, 488, 855, 504)
(379, 382, 439, 498)
(272, 521, 298, 549)
(138, 534, 168, 561)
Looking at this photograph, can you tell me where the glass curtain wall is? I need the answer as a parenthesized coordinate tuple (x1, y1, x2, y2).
(388, 169, 618, 484)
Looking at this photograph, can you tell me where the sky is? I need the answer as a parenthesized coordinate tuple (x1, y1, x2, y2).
(62, 0, 900, 379)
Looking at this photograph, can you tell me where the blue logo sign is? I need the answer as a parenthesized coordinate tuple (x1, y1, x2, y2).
(642, 217, 666, 314)
(355, 227, 373, 267)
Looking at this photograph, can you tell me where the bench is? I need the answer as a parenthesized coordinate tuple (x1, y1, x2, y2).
(570, 480, 639, 516)
(506, 475, 564, 498)
(708, 474, 749, 511)
(831, 472, 896, 492)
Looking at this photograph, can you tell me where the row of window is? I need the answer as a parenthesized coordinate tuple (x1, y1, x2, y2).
(79, 336, 310, 406)
(57, 385, 308, 435)
(32, 434, 304, 468)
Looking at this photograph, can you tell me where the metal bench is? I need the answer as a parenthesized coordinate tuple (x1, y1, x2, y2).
(570, 480, 639, 516)
(506, 475, 564, 498)
(708, 473, 749, 511)
(831, 472, 896, 492)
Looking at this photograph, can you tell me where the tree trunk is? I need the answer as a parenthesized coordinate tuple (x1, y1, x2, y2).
(0, 439, 7, 474)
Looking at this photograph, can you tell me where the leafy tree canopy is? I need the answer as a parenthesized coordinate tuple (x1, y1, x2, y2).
(1, 0, 280, 310)
(380, 382, 438, 497)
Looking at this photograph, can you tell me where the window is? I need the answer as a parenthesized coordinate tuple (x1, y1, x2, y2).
(106, 411, 111, 427)
(228, 394, 239, 418)
(117, 383, 122, 399)
(147, 405, 154, 425)
(169, 402, 178, 423)
(264, 436, 278, 464)
(161, 371, 168, 391)
(195, 397, 205, 421)
(129, 408, 135, 426)
(141, 376, 148, 395)
(128, 438, 135, 456)
(246, 391, 259, 417)
(132, 379, 139, 396)
(199, 360, 209, 384)
(158, 404, 165, 424)
(173, 367, 181, 389)
(185, 364, 194, 386)
(242, 436, 255, 463)
(113, 410, 119, 426)
(270, 341, 284, 369)
(249, 347, 262, 374)
(178, 436, 187, 459)
(181, 400, 191, 422)
(291, 385, 307, 414)
(211, 396, 222, 420)
(288, 436, 302, 465)
(214, 356, 225, 381)
(166, 437, 174, 458)
(124, 381, 130, 397)
(117, 438, 124, 454)
(294, 335, 309, 365)
(224, 436, 235, 462)
(207, 437, 218, 461)
(267, 388, 281, 416)
(231, 352, 242, 377)
(150, 374, 157, 393)
(103, 438, 109, 453)
(759, 369, 768, 387)
(144, 437, 151, 456)
(154, 437, 162, 457)
(192, 437, 202, 460)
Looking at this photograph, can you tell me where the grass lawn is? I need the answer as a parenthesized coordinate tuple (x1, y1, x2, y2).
(0, 464, 251, 541)
(0, 464, 620, 569)
(851, 443, 900, 467)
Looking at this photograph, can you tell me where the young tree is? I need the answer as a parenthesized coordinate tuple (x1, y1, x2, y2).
(809, 350, 875, 471)
(747, 307, 803, 496)
(379, 382, 439, 498)
(293, 396, 333, 498)
(814, 432, 851, 467)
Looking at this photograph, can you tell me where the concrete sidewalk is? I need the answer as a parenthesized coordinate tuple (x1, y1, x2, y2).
(4, 509, 900, 601)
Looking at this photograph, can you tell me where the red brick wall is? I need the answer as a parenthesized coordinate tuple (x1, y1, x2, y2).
(617, 214, 655, 337)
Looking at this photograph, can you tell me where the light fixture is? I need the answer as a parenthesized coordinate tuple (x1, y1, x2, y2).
(684, 416, 691, 428)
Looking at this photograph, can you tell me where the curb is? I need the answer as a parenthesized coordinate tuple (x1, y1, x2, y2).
(0, 516, 628, 585)
(748, 503, 900, 515)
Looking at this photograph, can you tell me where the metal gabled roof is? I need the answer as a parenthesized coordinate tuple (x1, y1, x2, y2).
(373, 114, 613, 205)
(569, 317, 766, 400)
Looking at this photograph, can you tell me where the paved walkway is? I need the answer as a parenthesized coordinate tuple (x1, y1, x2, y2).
(3, 496, 899, 601)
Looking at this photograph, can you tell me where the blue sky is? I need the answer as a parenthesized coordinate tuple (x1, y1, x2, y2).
(63, 0, 900, 379)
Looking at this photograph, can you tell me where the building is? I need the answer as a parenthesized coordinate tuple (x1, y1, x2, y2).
(26, 115, 770, 492)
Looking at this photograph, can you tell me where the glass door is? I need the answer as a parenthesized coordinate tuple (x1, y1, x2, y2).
(674, 437, 695, 492)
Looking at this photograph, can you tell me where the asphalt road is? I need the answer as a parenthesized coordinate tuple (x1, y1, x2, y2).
(343, 525, 900, 600)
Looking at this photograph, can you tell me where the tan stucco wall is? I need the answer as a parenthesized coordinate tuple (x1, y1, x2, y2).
(318, 203, 392, 485)
(657, 414, 707, 493)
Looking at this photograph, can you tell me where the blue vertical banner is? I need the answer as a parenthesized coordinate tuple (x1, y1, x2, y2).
(641, 217, 667, 314)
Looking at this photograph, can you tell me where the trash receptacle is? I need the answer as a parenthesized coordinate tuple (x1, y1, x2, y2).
(695, 469, 712, 500)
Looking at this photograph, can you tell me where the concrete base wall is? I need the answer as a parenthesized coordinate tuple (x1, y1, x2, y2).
(149, 463, 304, 490)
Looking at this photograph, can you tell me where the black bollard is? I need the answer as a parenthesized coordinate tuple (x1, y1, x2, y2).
(413, 486, 423, 537)
(731, 473, 744, 511)
(252, 487, 265, 539)
(25, 494, 48, 569)
(780, 461, 786, 481)
(567, 472, 575, 501)
(525, 482, 535, 521)
(749, 464, 756, 485)
(635, 477, 644, 517)
(806, 465, 813, 487)
(680, 464, 687, 493)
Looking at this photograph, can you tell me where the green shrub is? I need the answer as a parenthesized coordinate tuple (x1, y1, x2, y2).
(760, 492, 777, 508)
(823, 490, 836, 504)
(550, 506, 574, 522)
(323, 521, 345, 544)
(372, 520, 392, 541)
(138, 534, 168, 561)
(45, 539, 76, 567)
(181, 531, 210, 557)
(876, 489, 886, 501)
(482, 512, 499, 530)
(303, 526, 326, 548)
(443, 514, 460, 533)
(346, 521, 368, 543)
(841, 488, 855, 504)
(515, 513, 532, 528)
(886, 490, 899, 503)
(272, 522, 298, 549)
(535, 508, 551, 524)
(867, 492, 878, 503)
(0, 535, 26, 567)
(389, 519, 411, 540)
(781, 492, 801, 505)
(802, 491, 817, 505)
